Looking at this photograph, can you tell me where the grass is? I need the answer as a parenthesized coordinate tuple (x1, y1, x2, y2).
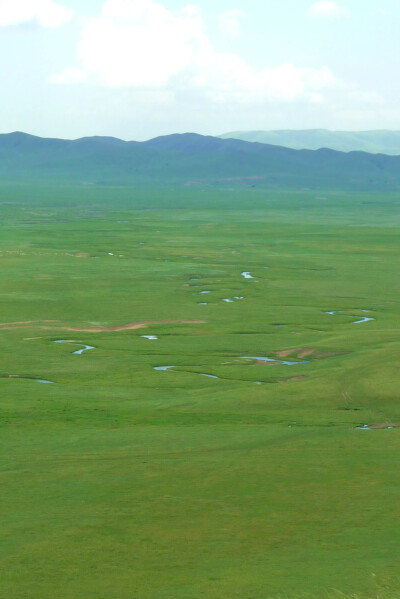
(1, 184, 400, 598)
(3, 132, 400, 190)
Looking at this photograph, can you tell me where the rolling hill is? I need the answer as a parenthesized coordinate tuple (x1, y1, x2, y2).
(1, 131, 400, 190)
(220, 129, 400, 155)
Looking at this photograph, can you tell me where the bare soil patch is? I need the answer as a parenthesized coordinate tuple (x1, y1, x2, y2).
(297, 349, 317, 359)
(277, 347, 347, 360)
(64, 320, 205, 333)
(277, 348, 302, 358)
(256, 360, 280, 366)
(0, 320, 58, 330)
(0, 319, 205, 333)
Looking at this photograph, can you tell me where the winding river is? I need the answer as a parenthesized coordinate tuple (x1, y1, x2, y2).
(241, 356, 310, 366)
(326, 310, 375, 324)
(54, 340, 95, 354)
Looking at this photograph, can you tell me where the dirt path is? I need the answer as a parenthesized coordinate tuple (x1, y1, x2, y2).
(64, 320, 206, 333)
(0, 319, 205, 332)
(0, 320, 58, 330)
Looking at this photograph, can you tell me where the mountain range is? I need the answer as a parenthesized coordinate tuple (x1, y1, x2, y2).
(220, 129, 400, 155)
(1, 131, 400, 190)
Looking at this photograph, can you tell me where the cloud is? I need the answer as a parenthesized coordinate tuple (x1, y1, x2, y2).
(192, 57, 342, 104)
(308, 1, 350, 19)
(76, 0, 207, 87)
(52, 0, 343, 108)
(218, 9, 246, 37)
(0, 0, 74, 27)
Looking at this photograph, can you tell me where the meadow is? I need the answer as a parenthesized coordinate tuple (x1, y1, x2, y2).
(1, 183, 400, 598)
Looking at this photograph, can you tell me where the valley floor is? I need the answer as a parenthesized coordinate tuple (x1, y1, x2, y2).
(1, 185, 400, 598)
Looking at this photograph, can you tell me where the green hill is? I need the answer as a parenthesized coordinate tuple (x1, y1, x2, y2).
(1, 131, 400, 190)
(220, 129, 400, 155)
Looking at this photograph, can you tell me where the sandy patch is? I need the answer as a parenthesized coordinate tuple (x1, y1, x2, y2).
(0, 319, 205, 333)
(0, 320, 58, 329)
(256, 360, 280, 366)
(278, 348, 315, 358)
(64, 320, 206, 333)
(277, 347, 346, 360)
(278, 348, 301, 358)
(297, 349, 316, 359)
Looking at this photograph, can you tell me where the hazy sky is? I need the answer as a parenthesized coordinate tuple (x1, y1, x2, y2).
(0, 0, 399, 139)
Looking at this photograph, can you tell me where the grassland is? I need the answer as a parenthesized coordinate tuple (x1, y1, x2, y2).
(1, 184, 400, 598)
(3, 132, 400, 191)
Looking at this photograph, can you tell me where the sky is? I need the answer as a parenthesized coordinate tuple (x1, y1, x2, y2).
(0, 0, 399, 139)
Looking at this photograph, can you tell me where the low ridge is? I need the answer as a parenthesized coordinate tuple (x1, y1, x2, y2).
(1, 131, 400, 190)
(219, 129, 400, 155)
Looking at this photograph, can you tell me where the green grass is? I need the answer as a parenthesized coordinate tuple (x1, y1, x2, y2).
(2, 132, 400, 190)
(1, 184, 400, 598)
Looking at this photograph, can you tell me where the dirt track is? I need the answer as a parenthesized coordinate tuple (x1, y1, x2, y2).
(0, 319, 205, 332)
(64, 320, 206, 332)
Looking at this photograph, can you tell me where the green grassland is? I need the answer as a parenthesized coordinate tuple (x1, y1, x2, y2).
(1, 184, 400, 598)
(3, 132, 400, 191)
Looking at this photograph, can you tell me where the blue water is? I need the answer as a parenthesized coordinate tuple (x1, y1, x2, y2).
(242, 356, 310, 366)
(154, 367, 219, 379)
(54, 340, 95, 354)
(326, 310, 375, 324)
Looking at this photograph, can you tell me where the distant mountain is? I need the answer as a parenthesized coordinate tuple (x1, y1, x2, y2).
(219, 129, 400, 155)
(1, 131, 400, 190)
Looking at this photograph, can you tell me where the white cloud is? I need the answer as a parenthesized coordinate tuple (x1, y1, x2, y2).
(308, 1, 350, 19)
(192, 57, 342, 104)
(51, 0, 343, 107)
(76, 0, 207, 87)
(0, 0, 74, 27)
(218, 9, 246, 37)
(50, 67, 87, 84)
